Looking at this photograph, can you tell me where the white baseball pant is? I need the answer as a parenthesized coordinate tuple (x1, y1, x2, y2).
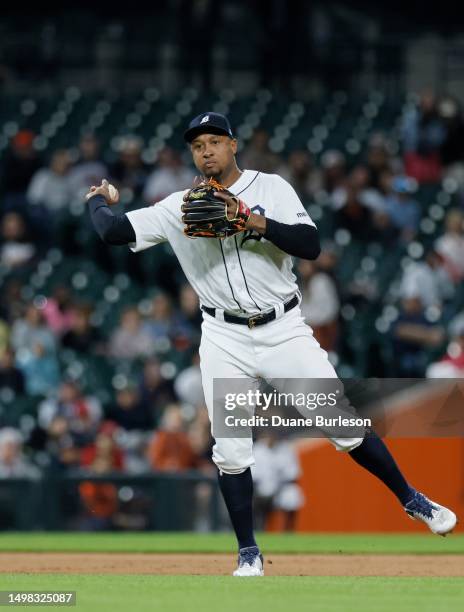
(199, 305, 364, 474)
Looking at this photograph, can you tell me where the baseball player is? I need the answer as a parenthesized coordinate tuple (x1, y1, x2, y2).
(86, 112, 457, 577)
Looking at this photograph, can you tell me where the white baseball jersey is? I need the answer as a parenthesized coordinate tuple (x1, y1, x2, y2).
(126, 170, 315, 314)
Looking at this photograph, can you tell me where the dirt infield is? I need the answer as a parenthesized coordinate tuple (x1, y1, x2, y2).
(1, 553, 463, 577)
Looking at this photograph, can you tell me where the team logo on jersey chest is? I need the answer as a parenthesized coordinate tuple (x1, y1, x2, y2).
(241, 204, 265, 246)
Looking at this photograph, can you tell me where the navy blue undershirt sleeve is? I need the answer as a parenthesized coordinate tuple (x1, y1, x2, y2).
(88, 194, 136, 245)
(263, 218, 321, 260)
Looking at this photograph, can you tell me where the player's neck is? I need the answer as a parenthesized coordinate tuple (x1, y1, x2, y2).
(217, 165, 243, 189)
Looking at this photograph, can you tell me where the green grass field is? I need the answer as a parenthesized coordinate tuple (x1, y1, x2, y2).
(1, 531, 464, 554)
(1, 575, 463, 612)
(1, 533, 463, 612)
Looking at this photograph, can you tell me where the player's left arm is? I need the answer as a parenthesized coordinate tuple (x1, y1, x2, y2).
(245, 175, 320, 260)
(247, 216, 320, 260)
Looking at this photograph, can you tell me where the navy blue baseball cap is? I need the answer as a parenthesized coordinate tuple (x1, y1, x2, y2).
(183, 112, 234, 143)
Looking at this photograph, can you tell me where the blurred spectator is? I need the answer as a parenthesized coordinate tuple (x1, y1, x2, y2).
(320, 150, 346, 195)
(278, 150, 322, 201)
(11, 304, 60, 395)
(143, 147, 194, 203)
(142, 290, 198, 352)
(68, 134, 107, 198)
(142, 293, 175, 346)
(0, 211, 36, 269)
(383, 176, 420, 242)
(370, 211, 400, 247)
(434, 209, 464, 283)
(402, 90, 445, 183)
(27, 149, 72, 211)
(332, 165, 384, 212)
(109, 306, 153, 359)
(187, 408, 213, 473)
(106, 385, 153, 431)
(351, 165, 385, 211)
(252, 432, 304, 531)
(0, 131, 42, 211)
(117, 428, 151, 475)
(80, 421, 124, 470)
(365, 134, 393, 190)
(174, 351, 204, 408)
(38, 380, 102, 445)
(172, 283, 202, 351)
(78, 477, 119, 531)
(0, 279, 24, 323)
(334, 184, 373, 241)
(61, 303, 102, 354)
(391, 296, 445, 377)
(179, 283, 202, 331)
(369, 169, 402, 245)
(42, 285, 75, 336)
(0, 346, 25, 395)
(110, 135, 149, 197)
(448, 311, 464, 341)
(11, 304, 54, 352)
(439, 96, 464, 167)
(427, 315, 464, 378)
(298, 251, 340, 352)
(79, 422, 123, 530)
(147, 404, 198, 471)
(138, 358, 176, 426)
(440, 98, 464, 194)
(399, 249, 454, 309)
(378, 167, 394, 196)
(0, 428, 40, 479)
(240, 130, 280, 174)
(37, 415, 80, 472)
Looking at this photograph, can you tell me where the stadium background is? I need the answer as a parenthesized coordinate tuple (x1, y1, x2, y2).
(1, 0, 464, 539)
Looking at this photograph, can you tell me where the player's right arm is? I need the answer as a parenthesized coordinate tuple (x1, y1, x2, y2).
(86, 179, 168, 249)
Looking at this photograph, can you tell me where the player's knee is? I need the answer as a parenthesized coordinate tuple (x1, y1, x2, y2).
(216, 464, 252, 475)
(213, 453, 254, 474)
(212, 440, 254, 474)
(332, 437, 364, 453)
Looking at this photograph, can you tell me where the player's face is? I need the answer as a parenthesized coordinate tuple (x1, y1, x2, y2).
(190, 134, 237, 179)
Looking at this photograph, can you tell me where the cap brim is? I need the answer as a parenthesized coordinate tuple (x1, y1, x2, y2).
(184, 125, 233, 143)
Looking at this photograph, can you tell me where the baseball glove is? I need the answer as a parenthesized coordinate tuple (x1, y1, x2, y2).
(181, 178, 251, 239)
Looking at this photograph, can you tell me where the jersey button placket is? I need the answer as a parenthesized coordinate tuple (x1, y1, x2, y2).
(224, 239, 252, 311)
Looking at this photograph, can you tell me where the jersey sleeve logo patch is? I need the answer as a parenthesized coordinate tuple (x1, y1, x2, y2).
(297, 212, 308, 218)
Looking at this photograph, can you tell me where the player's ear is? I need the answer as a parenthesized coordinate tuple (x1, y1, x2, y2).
(230, 138, 238, 155)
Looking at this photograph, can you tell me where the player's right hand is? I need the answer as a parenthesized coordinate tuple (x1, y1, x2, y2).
(85, 179, 119, 205)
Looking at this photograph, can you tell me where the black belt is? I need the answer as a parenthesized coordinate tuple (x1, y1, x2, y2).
(202, 295, 299, 329)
